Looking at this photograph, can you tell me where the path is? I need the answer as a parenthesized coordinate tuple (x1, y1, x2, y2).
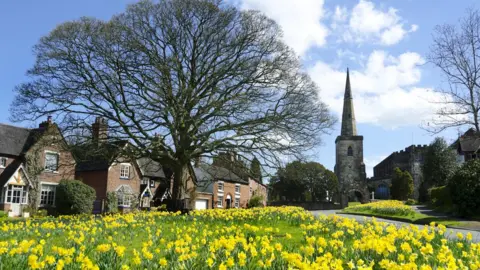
(310, 210, 480, 242)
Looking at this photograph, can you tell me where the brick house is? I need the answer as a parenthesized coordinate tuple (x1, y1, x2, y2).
(451, 128, 480, 164)
(0, 118, 76, 216)
(192, 162, 261, 210)
(136, 157, 170, 208)
(248, 177, 268, 206)
(74, 117, 170, 213)
(74, 118, 143, 213)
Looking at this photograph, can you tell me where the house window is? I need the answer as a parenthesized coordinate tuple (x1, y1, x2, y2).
(45, 152, 59, 171)
(217, 195, 223, 208)
(120, 164, 130, 179)
(235, 198, 240, 208)
(347, 146, 353, 156)
(0, 157, 6, 168)
(116, 185, 134, 207)
(117, 193, 132, 207)
(40, 184, 56, 206)
(4, 185, 27, 204)
(235, 184, 240, 194)
(150, 180, 155, 188)
(217, 182, 224, 192)
(141, 178, 149, 185)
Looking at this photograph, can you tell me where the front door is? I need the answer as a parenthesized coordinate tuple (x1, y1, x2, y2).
(226, 199, 231, 209)
(10, 186, 23, 216)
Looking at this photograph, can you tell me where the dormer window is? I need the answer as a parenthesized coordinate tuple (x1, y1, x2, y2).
(120, 164, 131, 179)
(347, 146, 353, 156)
(45, 152, 59, 172)
(0, 157, 6, 168)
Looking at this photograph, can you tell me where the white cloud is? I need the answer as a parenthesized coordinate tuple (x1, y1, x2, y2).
(309, 50, 445, 129)
(240, 0, 328, 56)
(334, 0, 417, 46)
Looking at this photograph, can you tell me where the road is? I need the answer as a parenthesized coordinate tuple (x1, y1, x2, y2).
(310, 210, 480, 242)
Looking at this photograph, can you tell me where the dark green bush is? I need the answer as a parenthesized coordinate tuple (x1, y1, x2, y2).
(448, 160, 480, 217)
(428, 185, 452, 207)
(106, 192, 119, 214)
(247, 194, 264, 208)
(55, 179, 96, 215)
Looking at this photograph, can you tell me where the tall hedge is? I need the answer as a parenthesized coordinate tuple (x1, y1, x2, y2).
(390, 168, 414, 200)
(448, 160, 480, 217)
(55, 179, 96, 215)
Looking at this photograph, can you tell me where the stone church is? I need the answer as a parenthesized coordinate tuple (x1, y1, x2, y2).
(334, 69, 369, 207)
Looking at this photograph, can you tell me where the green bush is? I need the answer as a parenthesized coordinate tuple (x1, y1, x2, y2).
(448, 160, 480, 217)
(0, 211, 7, 218)
(33, 209, 48, 218)
(428, 185, 452, 207)
(106, 192, 119, 214)
(405, 199, 418, 205)
(247, 195, 264, 208)
(55, 179, 96, 215)
(390, 168, 414, 200)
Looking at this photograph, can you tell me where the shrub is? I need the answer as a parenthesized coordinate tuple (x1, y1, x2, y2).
(405, 199, 418, 205)
(33, 209, 48, 218)
(55, 179, 96, 215)
(0, 211, 7, 219)
(448, 160, 480, 217)
(158, 204, 167, 211)
(390, 168, 414, 200)
(247, 194, 264, 208)
(428, 185, 452, 207)
(106, 192, 119, 214)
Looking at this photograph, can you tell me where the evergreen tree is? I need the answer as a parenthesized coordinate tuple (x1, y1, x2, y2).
(391, 168, 414, 200)
(422, 137, 457, 187)
(250, 157, 262, 184)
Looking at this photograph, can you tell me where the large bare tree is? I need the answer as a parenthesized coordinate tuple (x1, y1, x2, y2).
(11, 0, 335, 209)
(426, 9, 480, 133)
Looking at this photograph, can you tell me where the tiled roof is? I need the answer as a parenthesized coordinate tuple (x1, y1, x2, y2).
(73, 140, 128, 171)
(0, 124, 33, 156)
(137, 158, 165, 178)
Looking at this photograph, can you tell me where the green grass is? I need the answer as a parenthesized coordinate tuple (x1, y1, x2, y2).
(347, 202, 361, 207)
(340, 208, 464, 227)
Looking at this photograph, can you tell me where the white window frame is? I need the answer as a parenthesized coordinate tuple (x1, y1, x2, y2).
(235, 184, 240, 194)
(217, 181, 224, 192)
(40, 183, 58, 206)
(0, 157, 7, 168)
(217, 195, 223, 208)
(44, 151, 59, 172)
(150, 179, 155, 188)
(235, 198, 240, 208)
(141, 178, 149, 185)
(117, 192, 132, 207)
(4, 185, 28, 204)
(120, 164, 131, 179)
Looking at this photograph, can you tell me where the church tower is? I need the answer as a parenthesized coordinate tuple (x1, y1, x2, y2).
(335, 69, 368, 207)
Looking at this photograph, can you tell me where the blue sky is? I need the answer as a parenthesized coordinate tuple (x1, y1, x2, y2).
(0, 0, 477, 176)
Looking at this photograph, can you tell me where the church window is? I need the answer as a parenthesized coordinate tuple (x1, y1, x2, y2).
(347, 146, 353, 156)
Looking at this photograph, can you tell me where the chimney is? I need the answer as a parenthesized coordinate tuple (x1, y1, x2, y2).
(38, 116, 53, 129)
(92, 117, 108, 142)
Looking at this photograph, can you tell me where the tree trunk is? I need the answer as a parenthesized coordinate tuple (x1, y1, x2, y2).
(171, 163, 190, 211)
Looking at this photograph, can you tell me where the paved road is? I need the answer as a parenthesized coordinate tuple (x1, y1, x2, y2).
(310, 210, 480, 242)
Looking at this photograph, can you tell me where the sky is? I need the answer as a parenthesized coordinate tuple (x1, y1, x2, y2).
(0, 0, 478, 176)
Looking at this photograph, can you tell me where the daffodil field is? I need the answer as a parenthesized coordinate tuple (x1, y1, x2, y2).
(0, 207, 479, 269)
(344, 200, 416, 216)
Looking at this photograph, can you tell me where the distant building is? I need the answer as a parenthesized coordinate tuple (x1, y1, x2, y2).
(451, 128, 480, 164)
(369, 144, 428, 200)
(334, 69, 369, 207)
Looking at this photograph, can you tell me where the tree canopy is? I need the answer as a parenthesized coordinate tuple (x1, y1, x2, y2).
(11, 0, 335, 209)
(269, 161, 338, 202)
(422, 137, 457, 187)
(390, 167, 414, 201)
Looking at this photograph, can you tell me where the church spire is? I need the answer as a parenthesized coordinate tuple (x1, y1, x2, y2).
(341, 68, 357, 136)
